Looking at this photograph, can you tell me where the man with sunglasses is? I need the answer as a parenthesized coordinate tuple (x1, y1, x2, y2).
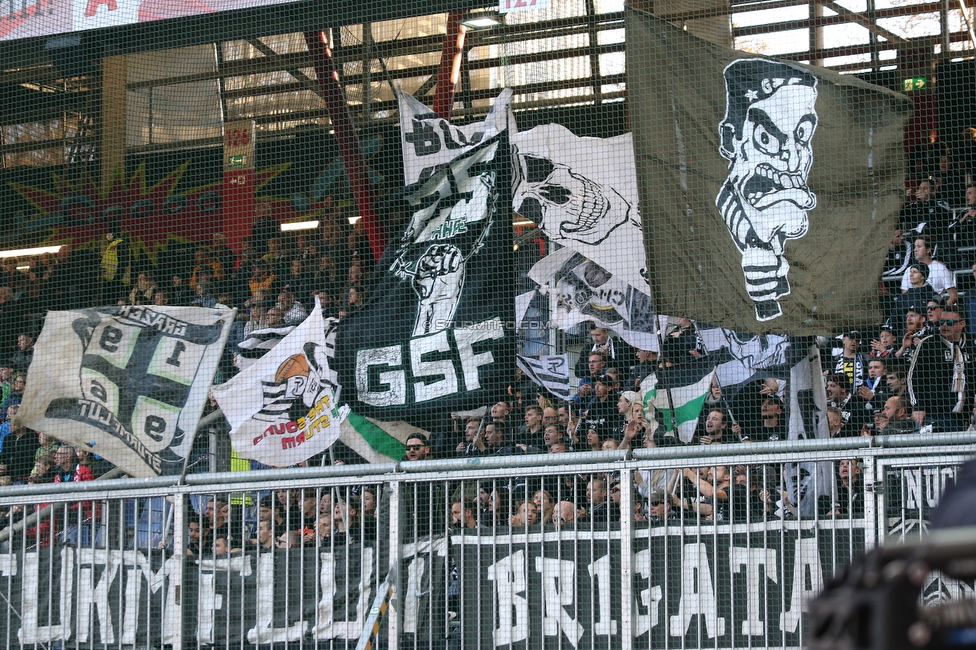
(907, 305, 976, 432)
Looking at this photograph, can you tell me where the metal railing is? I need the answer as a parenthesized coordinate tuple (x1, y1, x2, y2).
(0, 432, 973, 650)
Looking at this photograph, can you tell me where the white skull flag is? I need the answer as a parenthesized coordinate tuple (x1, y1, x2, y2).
(334, 132, 515, 424)
(512, 124, 647, 290)
(626, 8, 913, 335)
(16, 305, 235, 477)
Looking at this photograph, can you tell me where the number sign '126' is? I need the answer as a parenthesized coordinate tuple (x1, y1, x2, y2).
(499, 0, 549, 14)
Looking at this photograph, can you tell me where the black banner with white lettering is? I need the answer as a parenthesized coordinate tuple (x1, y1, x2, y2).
(0, 544, 384, 648)
(453, 522, 863, 650)
(334, 133, 515, 425)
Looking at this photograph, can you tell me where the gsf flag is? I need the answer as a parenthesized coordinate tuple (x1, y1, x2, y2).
(335, 133, 515, 423)
(16, 305, 234, 477)
(212, 302, 347, 467)
(626, 9, 912, 334)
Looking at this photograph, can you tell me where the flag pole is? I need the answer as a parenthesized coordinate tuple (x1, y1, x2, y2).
(653, 314, 679, 440)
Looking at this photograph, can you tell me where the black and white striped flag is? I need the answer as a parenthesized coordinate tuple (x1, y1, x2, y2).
(516, 354, 572, 401)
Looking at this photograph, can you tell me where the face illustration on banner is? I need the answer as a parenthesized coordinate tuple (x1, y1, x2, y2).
(396, 151, 497, 338)
(716, 59, 819, 322)
(513, 152, 633, 246)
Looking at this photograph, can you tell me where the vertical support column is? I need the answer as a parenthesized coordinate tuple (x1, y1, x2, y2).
(304, 30, 386, 263)
(223, 120, 256, 256)
(810, 2, 824, 66)
(941, 0, 951, 57)
(387, 479, 401, 650)
(171, 494, 185, 650)
(101, 55, 126, 191)
(619, 468, 634, 650)
(433, 13, 467, 120)
(863, 454, 880, 549)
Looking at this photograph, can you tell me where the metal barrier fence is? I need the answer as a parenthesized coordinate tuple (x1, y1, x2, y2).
(0, 433, 974, 650)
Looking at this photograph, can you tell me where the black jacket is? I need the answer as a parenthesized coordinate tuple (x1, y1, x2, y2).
(907, 333, 976, 418)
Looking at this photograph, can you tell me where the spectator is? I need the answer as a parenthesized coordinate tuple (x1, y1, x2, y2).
(575, 351, 606, 403)
(0, 415, 37, 481)
(487, 487, 511, 527)
(857, 357, 889, 412)
(1, 373, 25, 419)
(255, 519, 275, 550)
(191, 281, 217, 308)
(455, 417, 482, 456)
(516, 405, 544, 446)
(833, 331, 867, 390)
(887, 367, 907, 397)
(169, 274, 191, 306)
(826, 374, 870, 432)
(628, 348, 657, 390)
(34, 430, 59, 464)
(101, 227, 132, 305)
(574, 325, 636, 379)
(0, 363, 13, 406)
(753, 398, 787, 442)
(906, 304, 975, 431)
(646, 490, 676, 525)
(901, 234, 957, 305)
(833, 459, 865, 518)
(622, 402, 657, 451)
(0, 402, 17, 453)
(10, 333, 33, 374)
(901, 178, 952, 239)
(190, 248, 224, 292)
(870, 327, 897, 359)
(579, 475, 610, 523)
(553, 500, 583, 526)
(827, 405, 847, 438)
(542, 424, 562, 452)
(249, 260, 276, 300)
(451, 499, 479, 530)
(921, 297, 945, 339)
(661, 317, 705, 367)
(532, 490, 555, 524)
(897, 306, 927, 359)
(510, 500, 538, 527)
(697, 408, 730, 445)
(678, 466, 730, 520)
(128, 272, 158, 305)
(901, 263, 935, 314)
(879, 395, 918, 435)
(54, 444, 94, 483)
(277, 289, 307, 326)
(581, 376, 618, 433)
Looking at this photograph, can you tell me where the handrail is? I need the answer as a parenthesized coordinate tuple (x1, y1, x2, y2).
(1, 432, 973, 500)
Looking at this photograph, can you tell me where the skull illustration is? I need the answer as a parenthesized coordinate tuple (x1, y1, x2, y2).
(514, 153, 630, 245)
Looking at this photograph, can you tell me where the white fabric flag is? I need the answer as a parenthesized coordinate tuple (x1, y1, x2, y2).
(512, 124, 647, 289)
(16, 305, 235, 477)
(529, 248, 659, 351)
(212, 302, 348, 467)
(399, 87, 515, 185)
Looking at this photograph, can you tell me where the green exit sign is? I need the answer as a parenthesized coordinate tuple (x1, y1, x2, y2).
(227, 154, 247, 167)
(902, 76, 928, 92)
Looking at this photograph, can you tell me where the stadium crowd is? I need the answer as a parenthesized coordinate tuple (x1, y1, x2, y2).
(0, 143, 973, 544)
